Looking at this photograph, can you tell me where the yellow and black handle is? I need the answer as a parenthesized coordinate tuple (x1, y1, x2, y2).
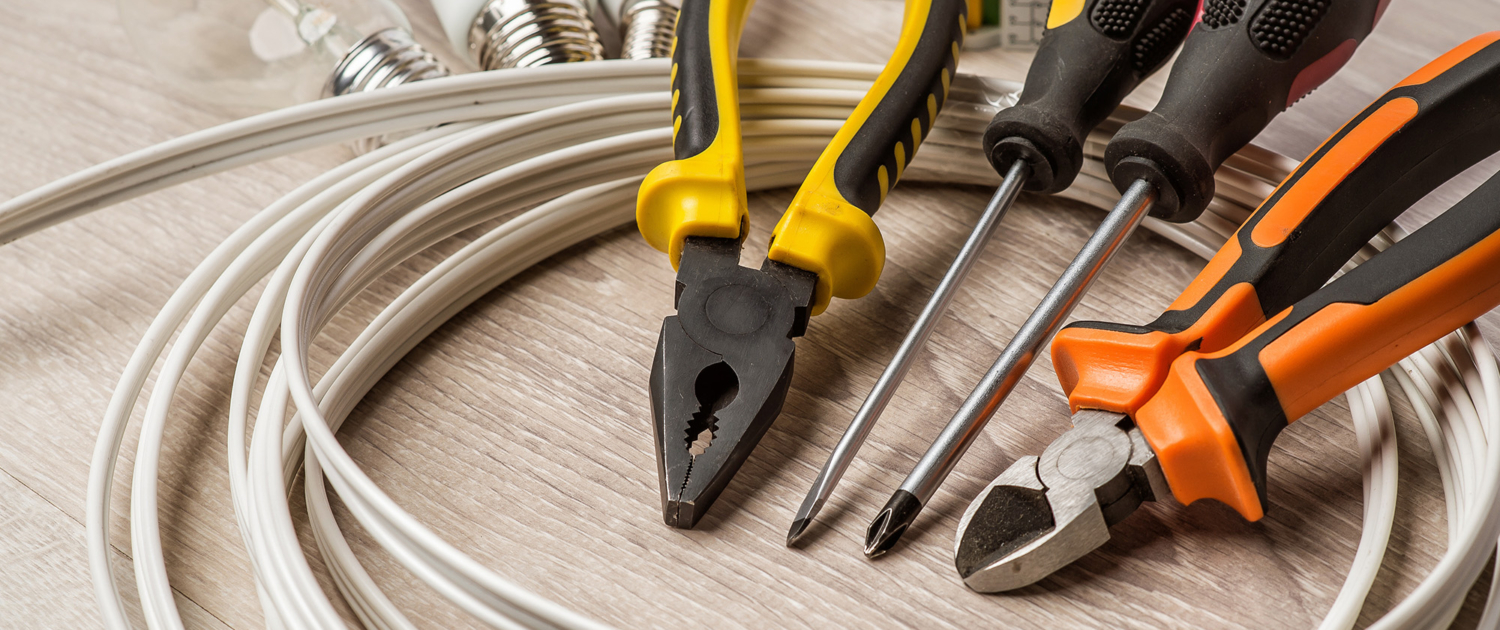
(637, 0, 969, 313)
(636, 0, 756, 267)
(986, 0, 1198, 193)
(766, 0, 969, 313)
(1135, 167, 1500, 520)
(1105, 0, 1388, 222)
(1054, 33, 1500, 416)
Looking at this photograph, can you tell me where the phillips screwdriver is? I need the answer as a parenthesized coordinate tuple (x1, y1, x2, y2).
(956, 32, 1500, 590)
(786, 0, 1199, 546)
(866, 0, 1387, 557)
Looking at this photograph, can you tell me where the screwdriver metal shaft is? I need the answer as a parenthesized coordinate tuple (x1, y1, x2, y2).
(787, 160, 1030, 546)
(864, 178, 1156, 557)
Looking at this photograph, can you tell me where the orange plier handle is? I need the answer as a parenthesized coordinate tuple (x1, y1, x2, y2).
(1056, 32, 1500, 519)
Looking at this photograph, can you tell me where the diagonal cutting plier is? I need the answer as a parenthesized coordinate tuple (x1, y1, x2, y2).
(636, 0, 972, 528)
(954, 32, 1500, 591)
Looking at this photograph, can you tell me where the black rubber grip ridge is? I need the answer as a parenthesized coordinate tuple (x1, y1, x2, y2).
(1197, 168, 1500, 509)
(1092, 0, 1150, 37)
(1083, 37, 1500, 342)
(1104, 0, 1383, 222)
(1201, 0, 1248, 29)
(831, 0, 967, 214)
(1250, 0, 1330, 60)
(983, 0, 1196, 194)
(671, 0, 718, 160)
(1131, 3, 1194, 72)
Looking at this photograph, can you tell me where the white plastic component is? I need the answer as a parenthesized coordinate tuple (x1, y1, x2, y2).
(999, 0, 1047, 49)
(430, 0, 493, 57)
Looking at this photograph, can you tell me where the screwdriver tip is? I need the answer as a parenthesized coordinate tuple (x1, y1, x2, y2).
(785, 496, 824, 547)
(786, 518, 811, 547)
(863, 490, 922, 558)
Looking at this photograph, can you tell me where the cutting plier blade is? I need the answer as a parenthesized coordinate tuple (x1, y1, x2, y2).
(651, 236, 816, 528)
(954, 410, 1170, 592)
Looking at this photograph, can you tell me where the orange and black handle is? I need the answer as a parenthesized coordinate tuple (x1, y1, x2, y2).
(1055, 33, 1500, 416)
(985, 0, 1198, 193)
(1134, 167, 1500, 520)
(1104, 0, 1390, 222)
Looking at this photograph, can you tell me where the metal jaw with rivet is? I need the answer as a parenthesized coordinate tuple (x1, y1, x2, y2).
(952, 409, 1171, 592)
(652, 236, 816, 528)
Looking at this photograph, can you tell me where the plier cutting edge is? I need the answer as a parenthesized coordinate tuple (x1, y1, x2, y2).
(955, 32, 1500, 591)
(636, 0, 972, 528)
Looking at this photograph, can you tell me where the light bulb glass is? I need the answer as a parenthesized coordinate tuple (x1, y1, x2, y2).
(119, 0, 417, 110)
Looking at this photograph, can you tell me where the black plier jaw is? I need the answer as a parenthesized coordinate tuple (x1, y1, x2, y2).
(651, 236, 817, 528)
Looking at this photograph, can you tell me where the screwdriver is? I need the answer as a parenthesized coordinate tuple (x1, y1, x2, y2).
(865, 0, 1387, 557)
(787, 0, 1199, 546)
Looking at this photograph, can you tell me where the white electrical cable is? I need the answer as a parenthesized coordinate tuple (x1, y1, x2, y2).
(1318, 375, 1398, 630)
(0, 60, 1491, 629)
(0, 59, 915, 242)
(1372, 328, 1500, 630)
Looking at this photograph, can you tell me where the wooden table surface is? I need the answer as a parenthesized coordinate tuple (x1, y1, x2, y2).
(4, 0, 1500, 628)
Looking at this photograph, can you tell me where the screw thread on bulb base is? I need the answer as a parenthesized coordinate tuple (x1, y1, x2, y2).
(619, 0, 679, 60)
(468, 0, 605, 71)
(325, 29, 449, 153)
(325, 28, 449, 98)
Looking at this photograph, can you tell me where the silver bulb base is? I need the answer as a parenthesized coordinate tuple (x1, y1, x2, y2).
(468, 0, 605, 71)
(619, 0, 679, 60)
(325, 28, 449, 98)
(325, 29, 449, 153)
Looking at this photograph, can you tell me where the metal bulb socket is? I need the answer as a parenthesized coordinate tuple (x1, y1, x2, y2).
(468, 0, 605, 71)
(619, 0, 679, 59)
(325, 28, 450, 98)
(325, 28, 449, 153)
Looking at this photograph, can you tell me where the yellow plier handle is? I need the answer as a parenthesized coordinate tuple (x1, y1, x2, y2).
(637, 0, 969, 314)
(771, 0, 967, 312)
(636, 0, 756, 268)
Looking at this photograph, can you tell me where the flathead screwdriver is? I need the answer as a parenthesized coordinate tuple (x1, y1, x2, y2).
(864, 0, 1388, 557)
(786, 0, 1201, 546)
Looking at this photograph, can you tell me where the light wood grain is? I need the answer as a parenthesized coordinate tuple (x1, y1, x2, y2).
(2, 0, 1499, 628)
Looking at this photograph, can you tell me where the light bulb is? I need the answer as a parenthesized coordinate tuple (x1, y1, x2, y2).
(600, 0, 677, 59)
(430, 0, 604, 70)
(119, 0, 448, 111)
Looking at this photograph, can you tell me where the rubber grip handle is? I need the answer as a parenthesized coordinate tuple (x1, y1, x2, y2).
(1135, 168, 1500, 520)
(767, 0, 968, 314)
(984, 0, 1198, 193)
(669, 0, 752, 160)
(1054, 32, 1500, 416)
(1104, 0, 1386, 222)
(635, 0, 756, 267)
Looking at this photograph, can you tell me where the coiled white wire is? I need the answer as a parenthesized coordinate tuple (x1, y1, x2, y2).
(0, 58, 1495, 629)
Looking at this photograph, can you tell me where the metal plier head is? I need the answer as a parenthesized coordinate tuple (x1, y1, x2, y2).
(953, 410, 1172, 592)
(651, 236, 817, 529)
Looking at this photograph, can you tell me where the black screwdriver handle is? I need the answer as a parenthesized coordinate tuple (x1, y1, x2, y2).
(985, 0, 1198, 193)
(1105, 0, 1387, 222)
